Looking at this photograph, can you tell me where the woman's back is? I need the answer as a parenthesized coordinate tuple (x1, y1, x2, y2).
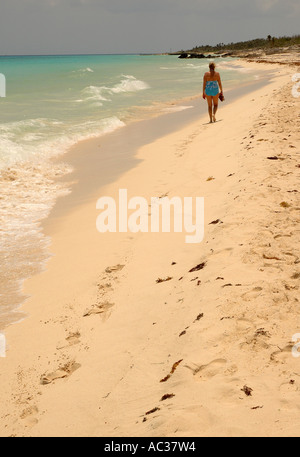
(205, 70, 220, 81)
(202, 63, 223, 123)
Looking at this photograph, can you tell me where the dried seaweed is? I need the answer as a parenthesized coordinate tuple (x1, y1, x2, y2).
(280, 201, 290, 208)
(160, 393, 175, 401)
(189, 262, 206, 273)
(291, 273, 300, 279)
(145, 407, 160, 416)
(241, 385, 253, 396)
(156, 276, 173, 283)
(160, 359, 183, 383)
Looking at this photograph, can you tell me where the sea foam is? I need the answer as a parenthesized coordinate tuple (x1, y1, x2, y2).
(82, 75, 150, 103)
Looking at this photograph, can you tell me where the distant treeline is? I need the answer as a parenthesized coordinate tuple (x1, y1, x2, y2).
(180, 35, 300, 53)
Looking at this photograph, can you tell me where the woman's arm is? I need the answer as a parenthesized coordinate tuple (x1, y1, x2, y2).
(217, 73, 223, 93)
(202, 73, 207, 99)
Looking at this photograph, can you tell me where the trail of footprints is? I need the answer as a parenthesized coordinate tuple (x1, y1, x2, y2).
(12, 263, 126, 431)
(41, 264, 125, 383)
(141, 80, 300, 425)
(12, 81, 300, 432)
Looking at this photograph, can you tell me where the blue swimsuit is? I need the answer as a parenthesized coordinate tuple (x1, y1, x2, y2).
(205, 80, 219, 96)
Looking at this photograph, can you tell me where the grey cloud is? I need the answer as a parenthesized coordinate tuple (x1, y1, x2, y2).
(0, 0, 299, 54)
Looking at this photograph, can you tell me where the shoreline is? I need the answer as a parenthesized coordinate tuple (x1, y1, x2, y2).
(0, 60, 277, 331)
(0, 59, 299, 436)
(47, 70, 275, 224)
(172, 43, 300, 67)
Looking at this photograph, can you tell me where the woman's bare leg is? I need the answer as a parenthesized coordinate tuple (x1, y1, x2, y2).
(212, 94, 219, 122)
(206, 96, 213, 122)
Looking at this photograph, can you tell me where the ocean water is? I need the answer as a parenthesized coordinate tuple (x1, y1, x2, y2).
(0, 54, 259, 328)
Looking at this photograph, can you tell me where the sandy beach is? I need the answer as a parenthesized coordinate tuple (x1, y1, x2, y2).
(0, 59, 299, 437)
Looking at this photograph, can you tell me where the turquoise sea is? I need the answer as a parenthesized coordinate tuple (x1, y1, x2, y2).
(0, 54, 259, 327)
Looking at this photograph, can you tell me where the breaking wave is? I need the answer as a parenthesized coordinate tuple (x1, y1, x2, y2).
(81, 75, 150, 103)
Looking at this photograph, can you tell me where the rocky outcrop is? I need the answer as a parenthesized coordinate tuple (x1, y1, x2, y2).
(178, 52, 189, 59)
(178, 53, 219, 59)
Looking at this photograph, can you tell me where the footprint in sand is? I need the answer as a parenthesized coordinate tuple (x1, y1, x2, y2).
(105, 264, 125, 274)
(56, 331, 81, 350)
(65, 331, 81, 346)
(236, 318, 255, 332)
(186, 358, 227, 380)
(270, 344, 295, 364)
(210, 247, 233, 259)
(83, 301, 114, 318)
(241, 287, 263, 302)
(279, 380, 298, 393)
(98, 282, 113, 292)
(20, 405, 39, 427)
(40, 360, 81, 385)
(240, 328, 271, 351)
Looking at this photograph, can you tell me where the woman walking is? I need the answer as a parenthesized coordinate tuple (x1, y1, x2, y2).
(203, 62, 223, 123)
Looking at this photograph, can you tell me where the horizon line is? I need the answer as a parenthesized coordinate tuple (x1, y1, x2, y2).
(0, 52, 168, 57)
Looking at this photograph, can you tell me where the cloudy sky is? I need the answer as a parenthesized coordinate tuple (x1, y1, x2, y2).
(0, 0, 299, 54)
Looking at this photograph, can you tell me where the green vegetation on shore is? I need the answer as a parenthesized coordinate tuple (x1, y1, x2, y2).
(177, 35, 300, 54)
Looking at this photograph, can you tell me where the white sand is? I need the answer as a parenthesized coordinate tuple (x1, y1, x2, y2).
(0, 60, 299, 437)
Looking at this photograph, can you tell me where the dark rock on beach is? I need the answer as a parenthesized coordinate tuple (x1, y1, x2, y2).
(178, 52, 221, 59)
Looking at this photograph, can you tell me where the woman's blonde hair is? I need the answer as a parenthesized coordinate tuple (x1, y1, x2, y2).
(209, 62, 216, 71)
